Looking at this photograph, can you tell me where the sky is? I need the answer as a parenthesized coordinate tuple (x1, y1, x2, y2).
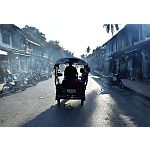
(1, 0, 149, 58)
(16, 23, 124, 57)
(1, 0, 143, 58)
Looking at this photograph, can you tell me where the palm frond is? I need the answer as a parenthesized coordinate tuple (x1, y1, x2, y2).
(103, 24, 120, 36)
(115, 24, 119, 31)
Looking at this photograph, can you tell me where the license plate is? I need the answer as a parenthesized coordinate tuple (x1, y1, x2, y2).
(67, 89, 76, 93)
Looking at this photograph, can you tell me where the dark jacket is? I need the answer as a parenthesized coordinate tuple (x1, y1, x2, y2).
(64, 65, 78, 79)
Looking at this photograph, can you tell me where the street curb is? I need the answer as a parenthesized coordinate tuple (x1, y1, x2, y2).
(121, 79, 150, 100)
(91, 71, 150, 100)
(124, 85, 150, 101)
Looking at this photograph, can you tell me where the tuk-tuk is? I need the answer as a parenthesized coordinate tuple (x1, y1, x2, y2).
(54, 57, 90, 106)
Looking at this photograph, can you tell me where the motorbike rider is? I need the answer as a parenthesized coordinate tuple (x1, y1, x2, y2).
(64, 62, 78, 79)
(63, 62, 78, 88)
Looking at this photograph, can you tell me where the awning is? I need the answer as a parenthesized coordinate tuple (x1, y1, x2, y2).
(124, 49, 138, 54)
(0, 50, 7, 55)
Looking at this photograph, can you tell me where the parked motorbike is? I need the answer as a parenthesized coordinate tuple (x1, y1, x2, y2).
(2, 75, 27, 94)
(48, 72, 52, 78)
(22, 75, 38, 87)
(102, 74, 124, 89)
(39, 73, 49, 81)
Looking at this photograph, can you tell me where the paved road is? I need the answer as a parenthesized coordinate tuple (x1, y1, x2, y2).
(0, 75, 150, 127)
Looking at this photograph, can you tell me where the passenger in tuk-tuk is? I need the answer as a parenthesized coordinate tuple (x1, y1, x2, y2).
(80, 68, 88, 83)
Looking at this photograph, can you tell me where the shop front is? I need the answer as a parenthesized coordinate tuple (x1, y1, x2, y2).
(0, 50, 9, 83)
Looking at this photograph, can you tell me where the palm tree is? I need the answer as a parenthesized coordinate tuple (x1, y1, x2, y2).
(86, 46, 91, 54)
(103, 24, 119, 36)
(81, 54, 85, 59)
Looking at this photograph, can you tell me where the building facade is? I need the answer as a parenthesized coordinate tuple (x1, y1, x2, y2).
(87, 24, 150, 80)
(0, 24, 53, 83)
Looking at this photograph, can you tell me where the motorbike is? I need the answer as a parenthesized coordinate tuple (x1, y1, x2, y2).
(2, 75, 27, 94)
(48, 72, 52, 78)
(22, 75, 38, 87)
(102, 74, 124, 89)
(38, 73, 49, 81)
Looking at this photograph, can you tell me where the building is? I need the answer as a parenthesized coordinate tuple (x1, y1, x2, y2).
(87, 24, 150, 80)
(0, 24, 49, 82)
(0, 24, 74, 84)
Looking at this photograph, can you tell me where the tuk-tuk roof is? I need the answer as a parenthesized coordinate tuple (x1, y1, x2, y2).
(55, 57, 88, 66)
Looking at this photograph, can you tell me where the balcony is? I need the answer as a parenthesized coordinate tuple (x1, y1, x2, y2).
(0, 42, 13, 51)
(43, 53, 48, 58)
(134, 36, 150, 45)
(26, 48, 32, 54)
(11, 47, 32, 56)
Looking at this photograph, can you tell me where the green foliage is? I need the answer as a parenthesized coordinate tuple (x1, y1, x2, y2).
(86, 46, 91, 54)
(22, 25, 47, 45)
(81, 54, 85, 59)
(22, 25, 73, 60)
(103, 24, 119, 36)
(63, 50, 74, 57)
(44, 40, 74, 61)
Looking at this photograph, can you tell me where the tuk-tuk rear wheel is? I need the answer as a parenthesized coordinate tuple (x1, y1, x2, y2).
(57, 99, 60, 106)
(81, 100, 84, 106)
(81, 98, 85, 106)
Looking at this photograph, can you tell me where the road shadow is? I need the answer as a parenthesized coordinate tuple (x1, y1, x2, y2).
(22, 90, 98, 127)
(108, 89, 150, 127)
(0, 91, 3, 98)
(0, 89, 27, 98)
(91, 74, 150, 127)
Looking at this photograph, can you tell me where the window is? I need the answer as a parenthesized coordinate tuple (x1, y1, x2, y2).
(20, 39, 26, 49)
(2, 30, 11, 45)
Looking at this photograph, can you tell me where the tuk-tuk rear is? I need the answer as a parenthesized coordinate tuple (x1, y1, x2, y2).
(54, 57, 90, 106)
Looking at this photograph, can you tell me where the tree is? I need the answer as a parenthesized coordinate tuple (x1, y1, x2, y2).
(43, 40, 74, 62)
(63, 49, 74, 57)
(81, 54, 85, 59)
(86, 46, 91, 54)
(22, 25, 73, 61)
(103, 24, 119, 36)
(22, 25, 47, 45)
